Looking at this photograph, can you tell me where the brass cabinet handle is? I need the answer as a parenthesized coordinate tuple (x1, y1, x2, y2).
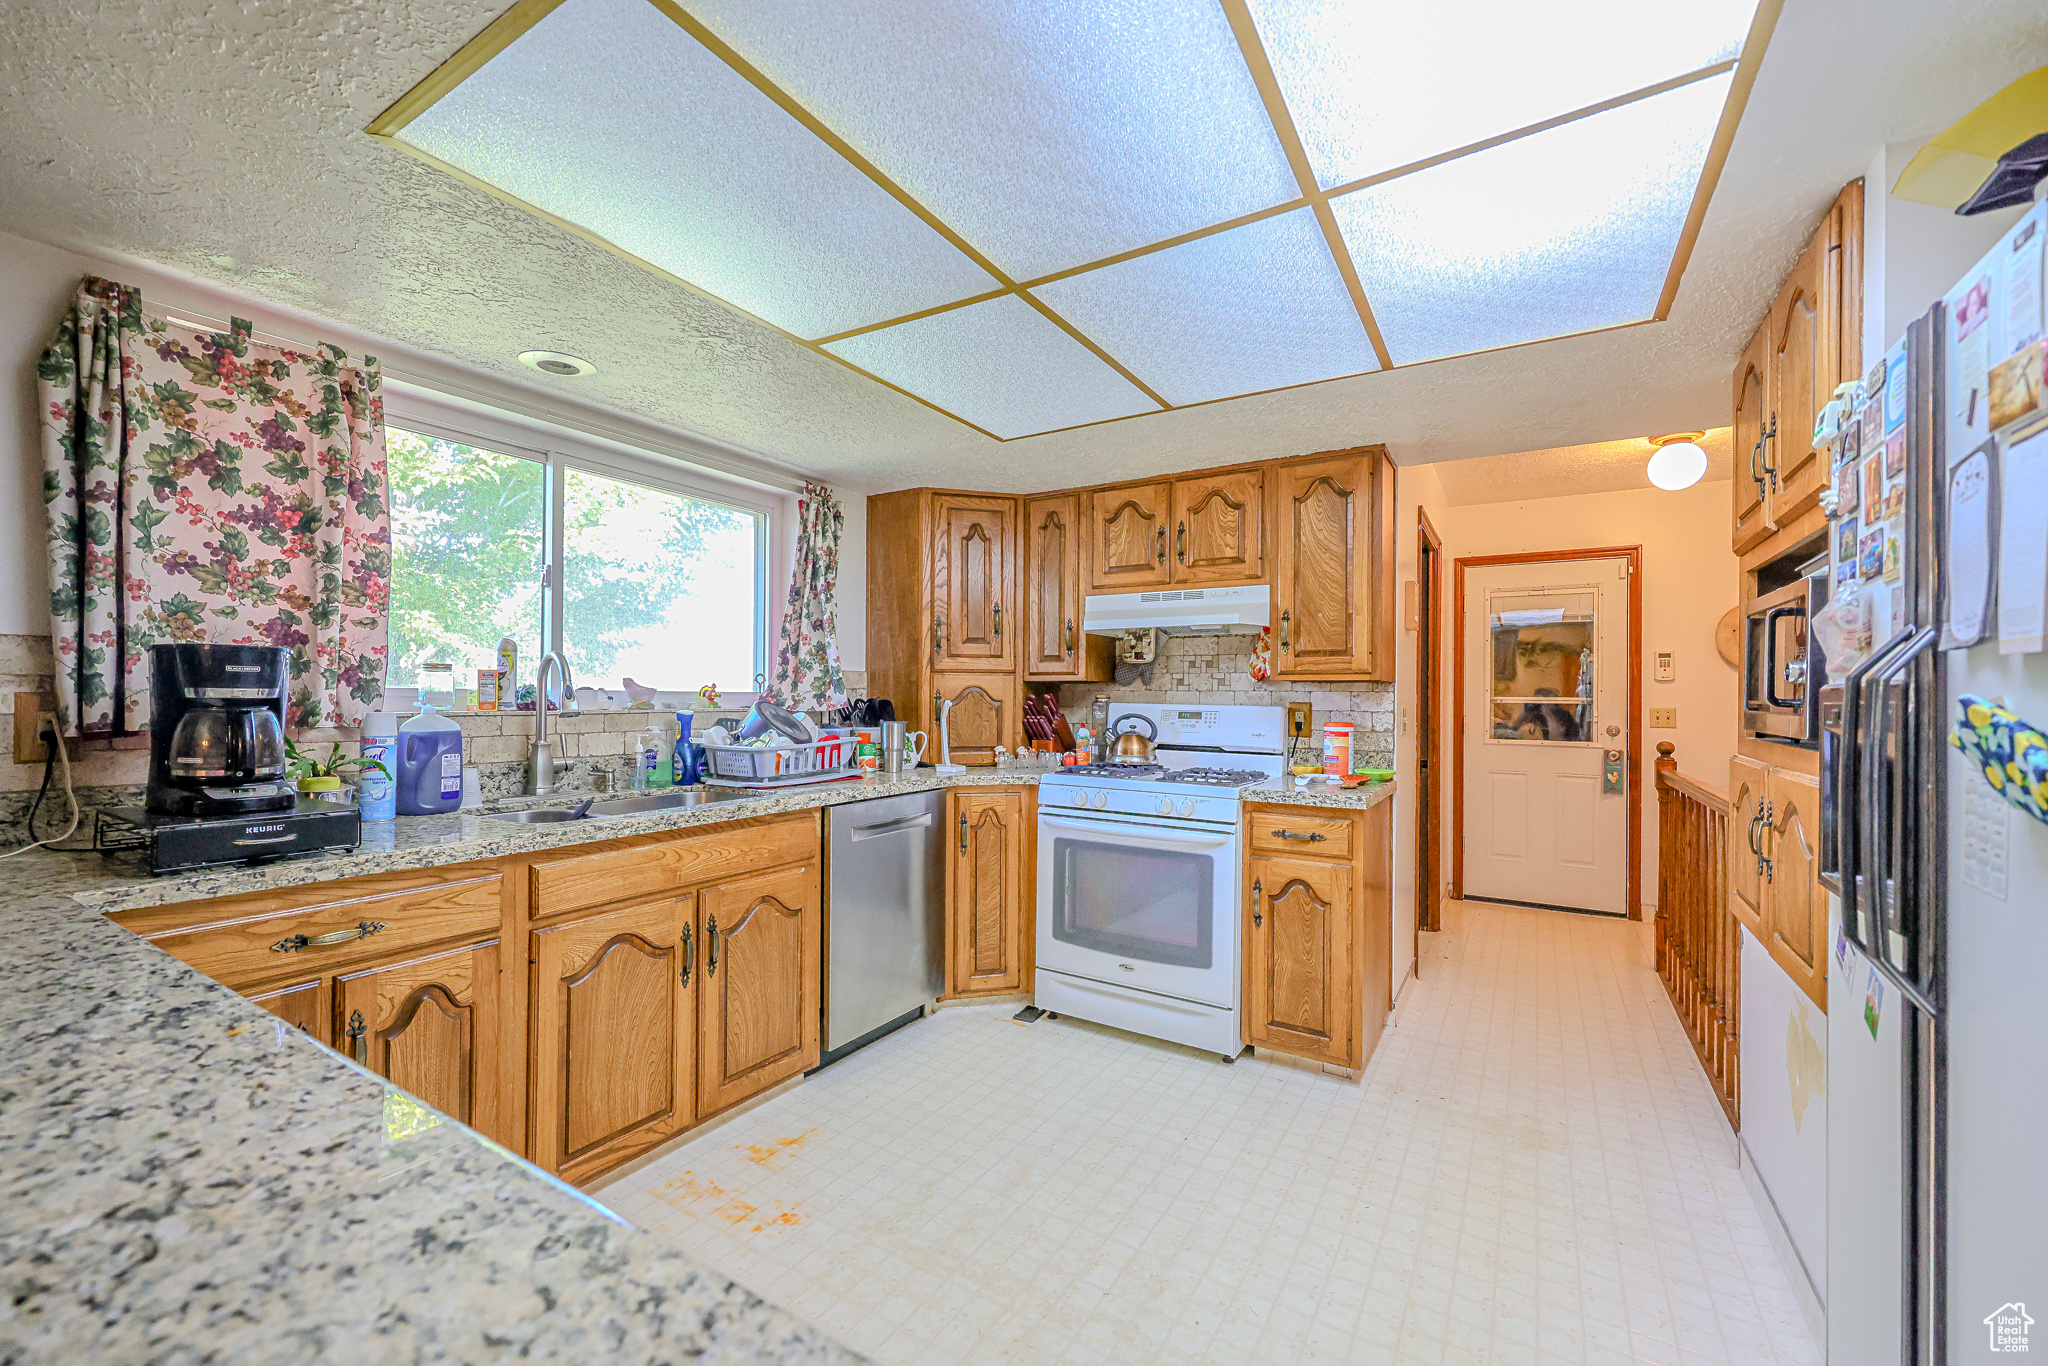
(1760, 414, 1780, 492)
(705, 915, 719, 977)
(1176, 522, 1186, 564)
(1156, 526, 1166, 564)
(933, 612, 944, 658)
(1279, 611, 1291, 654)
(1760, 801, 1775, 883)
(1251, 878, 1263, 928)
(992, 601, 1002, 639)
(1273, 829, 1326, 842)
(273, 920, 386, 954)
(1064, 618, 1074, 655)
(680, 921, 694, 987)
(959, 812, 968, 854)
(344, 1009, 368, 1065)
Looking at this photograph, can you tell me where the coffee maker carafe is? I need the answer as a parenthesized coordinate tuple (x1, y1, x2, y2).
(146, 643, 295, 818)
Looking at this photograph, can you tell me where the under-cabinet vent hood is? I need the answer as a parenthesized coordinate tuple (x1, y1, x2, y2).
(1082, 584, 1271, 636)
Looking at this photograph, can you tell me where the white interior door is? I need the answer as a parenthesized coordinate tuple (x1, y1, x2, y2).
(1461, 559, 1629, 914)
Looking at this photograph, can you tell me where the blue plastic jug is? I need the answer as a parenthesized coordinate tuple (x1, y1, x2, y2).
(398, 705, 464, 815)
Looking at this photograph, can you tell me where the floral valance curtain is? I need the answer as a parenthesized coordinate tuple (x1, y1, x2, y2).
(767, 481, 846, 711)
(39, 278, 391, 735)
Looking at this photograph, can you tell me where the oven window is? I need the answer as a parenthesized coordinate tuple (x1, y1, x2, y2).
(1049, 838, 1213, 968)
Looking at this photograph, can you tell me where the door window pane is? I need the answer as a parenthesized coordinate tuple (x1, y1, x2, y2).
(1049, 837, 1213, 968)
(1488, 588, 1595, 742)
(562, 468, 761, 692)
(385, 428, 543, 694)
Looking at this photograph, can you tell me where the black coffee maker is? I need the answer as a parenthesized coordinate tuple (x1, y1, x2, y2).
(146, 642, 296, 818)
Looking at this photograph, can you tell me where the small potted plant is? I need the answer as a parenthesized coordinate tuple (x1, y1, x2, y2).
(286, 737, 389, 799)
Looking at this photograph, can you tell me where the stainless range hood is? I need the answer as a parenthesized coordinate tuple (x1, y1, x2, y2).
(1082, 584, 1271, 636)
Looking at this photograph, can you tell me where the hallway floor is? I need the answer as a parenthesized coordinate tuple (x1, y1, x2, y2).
(593, 901, 1820, 1365)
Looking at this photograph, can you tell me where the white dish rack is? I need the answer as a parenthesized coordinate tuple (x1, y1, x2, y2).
(699, 732, 855, 784)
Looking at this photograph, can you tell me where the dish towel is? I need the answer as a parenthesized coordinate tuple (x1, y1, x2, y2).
(1953, 694, 2048, 826)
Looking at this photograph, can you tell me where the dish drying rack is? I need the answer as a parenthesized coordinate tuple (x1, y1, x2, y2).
(699, 732, 859, 788)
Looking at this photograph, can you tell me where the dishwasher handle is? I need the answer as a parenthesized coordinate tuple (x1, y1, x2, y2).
(849, 812, 933, 841)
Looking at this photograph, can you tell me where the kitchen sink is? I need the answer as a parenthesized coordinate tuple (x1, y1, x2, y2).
(482, 808, 587, 824)
(479, 790, 715, 824)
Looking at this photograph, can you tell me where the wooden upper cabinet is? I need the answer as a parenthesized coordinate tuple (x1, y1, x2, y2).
(1273, 451, 1386, 679)
(529, 895, 694, 1182)
(1024, 494, 1083, 678)
(698, 862, 820, 1116)
(1172, 470, 1263, 585)
(1089, 481, 1173, 592)
(1766, 768, 1826, 1010)
(1728, 756, 1768, 935)
(933, 494, 1014, 672)
(1245, 852, 1354, 1066)
(1732, 319, 1772, 553)
(1767, 208, 1839, 526)
(946, 787, 1029, 997)
(935, 672, 1017, 767)
(337, 937, 510, 1150)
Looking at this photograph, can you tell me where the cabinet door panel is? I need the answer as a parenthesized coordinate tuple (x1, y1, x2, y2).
(933, 496, 1014, 671)
(1173, 471, 1262, 584)
(946, 789, 1028, 996)
(530, 895, 693, 1180)
(699, 863, 821, 1116)
(248, 976, 330, 1043)
(1274, 453, 1378, 677)
(934, 672, 1017, 767)
(1025, 494, 1082, 678)
(1732, 320, 1771, 552)
(1766, 769, 1826, 1009)
(1246, 854, 1353, 1064)
(1767, 211, 1837, 525)
(337, 939, 505, 1145)
(1728, 756, 1768, 935)
(1089, 482, 1172, 591)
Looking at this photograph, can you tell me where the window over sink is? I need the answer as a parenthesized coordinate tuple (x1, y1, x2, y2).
(386, 423, 768, 698)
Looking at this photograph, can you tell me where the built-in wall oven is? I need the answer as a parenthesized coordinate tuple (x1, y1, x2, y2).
(1743, 568, 1828, 744)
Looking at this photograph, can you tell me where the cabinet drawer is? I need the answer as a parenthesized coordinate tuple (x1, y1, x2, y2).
(529, 812, 819, 918)
(118, 871, 504, 988)
(1247, 809, 1354, 859)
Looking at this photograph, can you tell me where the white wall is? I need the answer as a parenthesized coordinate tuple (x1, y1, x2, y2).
(0, 227, 866, 669)
(1427, 479, 1742, 920)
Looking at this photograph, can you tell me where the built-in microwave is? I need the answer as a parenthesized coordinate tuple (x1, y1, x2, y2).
(1743, 569, 1828, 745)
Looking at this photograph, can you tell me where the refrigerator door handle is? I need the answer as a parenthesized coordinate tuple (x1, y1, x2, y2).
(1836, 630, 1914, 948)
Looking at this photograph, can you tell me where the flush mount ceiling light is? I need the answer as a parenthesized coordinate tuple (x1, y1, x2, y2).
(371, 0, 1773, 440)
(1646, 431, 1709, 489)
(519, 350, 596, 377)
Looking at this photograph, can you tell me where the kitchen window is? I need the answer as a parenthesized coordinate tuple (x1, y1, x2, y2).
(386, 423, 768, 696)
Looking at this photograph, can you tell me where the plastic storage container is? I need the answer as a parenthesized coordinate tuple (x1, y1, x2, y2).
(358, 712, 399, 822)
(398, 704, 465, 815)
(1322, 720, 1355, 776)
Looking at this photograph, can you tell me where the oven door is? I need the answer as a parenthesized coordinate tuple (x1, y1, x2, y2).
(1743, 576, 1819, 741)
(1036, 812, 1239, 1008)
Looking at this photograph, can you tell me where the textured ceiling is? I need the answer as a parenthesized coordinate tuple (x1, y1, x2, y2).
(2, 1, 2045, 496)
(1432, 428, 1735, 506)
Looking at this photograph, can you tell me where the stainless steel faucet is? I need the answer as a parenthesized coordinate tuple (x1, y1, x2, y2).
(525, 651, 577, 795)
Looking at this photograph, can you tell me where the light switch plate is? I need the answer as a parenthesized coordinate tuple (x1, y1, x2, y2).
(1648, 707, 1679, 729)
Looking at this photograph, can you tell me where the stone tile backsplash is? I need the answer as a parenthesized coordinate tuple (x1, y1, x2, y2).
(1055, 634, 1394, 769)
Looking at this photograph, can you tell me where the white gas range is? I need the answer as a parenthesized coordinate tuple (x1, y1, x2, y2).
(1034, 704, 1285, 1059)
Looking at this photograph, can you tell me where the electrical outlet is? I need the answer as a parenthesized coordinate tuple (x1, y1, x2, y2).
(1648, 707, 1679, 729)
(12, 693, 78, 764)
(1286, 702, 1312, 737)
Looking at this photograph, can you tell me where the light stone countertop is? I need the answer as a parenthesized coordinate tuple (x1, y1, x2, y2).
(1242, 776, 1397, 810)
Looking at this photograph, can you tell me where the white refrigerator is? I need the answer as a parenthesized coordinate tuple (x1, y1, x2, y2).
(1822, 202, 2048, 1364)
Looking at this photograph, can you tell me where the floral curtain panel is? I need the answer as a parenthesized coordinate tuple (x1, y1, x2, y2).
(767, 481, 847, 711)
(39, 278, 391, 734)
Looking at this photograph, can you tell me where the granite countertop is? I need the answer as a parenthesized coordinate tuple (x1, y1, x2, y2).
(1242, 776, 1397, 810)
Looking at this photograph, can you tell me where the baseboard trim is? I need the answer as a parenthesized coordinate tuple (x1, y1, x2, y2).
(1738, 1137, 1826, 1345)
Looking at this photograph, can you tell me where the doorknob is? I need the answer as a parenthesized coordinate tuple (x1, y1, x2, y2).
(1605, 724, 1620, 737)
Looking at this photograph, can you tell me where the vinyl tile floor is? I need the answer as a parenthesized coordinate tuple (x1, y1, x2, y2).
(593, 900, 1821, 1365)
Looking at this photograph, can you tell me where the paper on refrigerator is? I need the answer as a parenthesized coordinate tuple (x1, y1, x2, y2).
(1999, 425, 2048, 654)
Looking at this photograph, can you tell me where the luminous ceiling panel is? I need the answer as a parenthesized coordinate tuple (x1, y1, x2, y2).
(825, 296, 1161, 439)
(395, 0, 998, 339)
(1033, 208, 1376, 406)
(683, 0, 1299, 282)
(1251, 0, 1754, 188)
(1330, 74, 1732, 367)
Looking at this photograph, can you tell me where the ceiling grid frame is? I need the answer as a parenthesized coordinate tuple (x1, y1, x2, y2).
(367, 0, 1784, 442)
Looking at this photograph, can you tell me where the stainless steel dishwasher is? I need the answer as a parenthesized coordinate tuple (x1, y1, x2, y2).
(821, 789, 945, 1066)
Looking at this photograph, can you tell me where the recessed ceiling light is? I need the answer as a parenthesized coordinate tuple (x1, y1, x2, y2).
(519, 350, 596, 377)
(1646, 431, 1708, 490)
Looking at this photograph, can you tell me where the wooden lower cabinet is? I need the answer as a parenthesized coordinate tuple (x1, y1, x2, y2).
(248, 976, 330, 1041)
(1728, 756, 1769, 934)
(698, 862, 822, 1116)
(1764, 768, 1826, 1009)
(337, 937, 510, 1149)
(530, 896, 695, 1183)
(945, 786, 1032, 997)
(1240, 799, 1392, 1072)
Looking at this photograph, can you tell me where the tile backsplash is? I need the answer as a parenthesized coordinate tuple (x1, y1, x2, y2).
(1054, 635, 1393, 768)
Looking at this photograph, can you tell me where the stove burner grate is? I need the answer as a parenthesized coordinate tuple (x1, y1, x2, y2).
(1065, 762, 1163, 778)
(1172, 767, 1268, 787)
